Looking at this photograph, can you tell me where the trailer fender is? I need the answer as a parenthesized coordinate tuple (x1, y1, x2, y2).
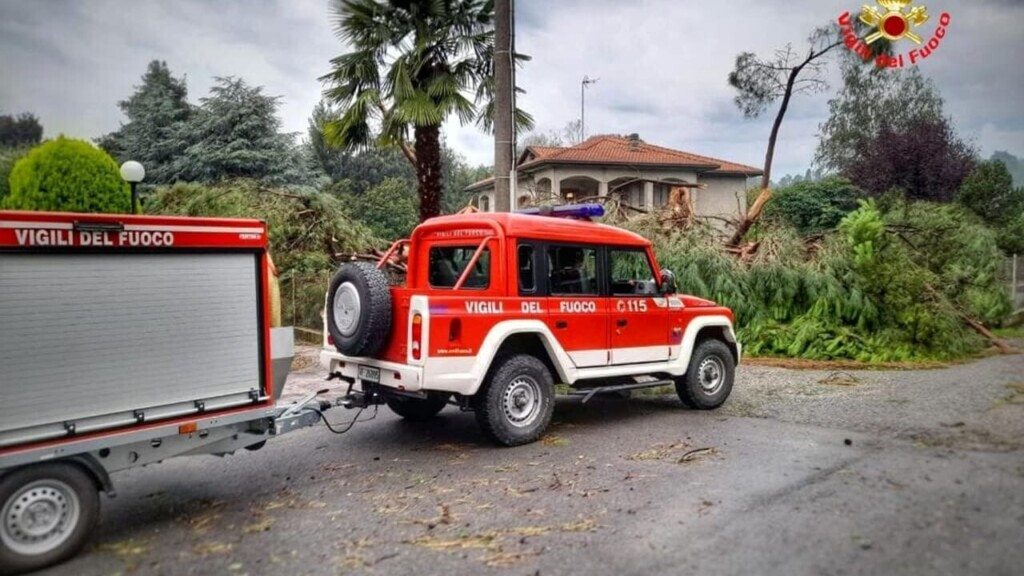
(66, 454, 115, 498)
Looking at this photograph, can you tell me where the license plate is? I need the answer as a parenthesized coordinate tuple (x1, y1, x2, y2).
(358, 365, 380, 383)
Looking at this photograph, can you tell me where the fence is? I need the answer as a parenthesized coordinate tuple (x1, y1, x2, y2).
(279, 271, 332, 342)
(1005, 254, 1023, 311)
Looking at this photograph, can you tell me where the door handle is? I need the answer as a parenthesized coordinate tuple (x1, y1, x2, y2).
(555, 321, 568, 329)
(616, 319, 628, 327)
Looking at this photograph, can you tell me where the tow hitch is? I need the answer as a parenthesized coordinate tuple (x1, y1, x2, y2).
(329, 371, 387, 410)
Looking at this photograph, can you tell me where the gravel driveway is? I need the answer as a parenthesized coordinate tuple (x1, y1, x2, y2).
(37, 347, 1024, 576)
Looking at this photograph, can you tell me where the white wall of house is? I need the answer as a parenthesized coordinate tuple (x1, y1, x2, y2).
(696, 174, 748, 220)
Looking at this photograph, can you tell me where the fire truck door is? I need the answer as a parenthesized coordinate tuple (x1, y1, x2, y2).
(607, 248, 670, 365)
(543, 244, 609, 367)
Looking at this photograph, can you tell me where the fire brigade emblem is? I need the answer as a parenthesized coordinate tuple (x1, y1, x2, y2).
(860, 0, 929, 44)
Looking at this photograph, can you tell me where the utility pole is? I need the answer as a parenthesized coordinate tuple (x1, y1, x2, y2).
(580, 75, 598, 142)
(493, 0, 514, 212)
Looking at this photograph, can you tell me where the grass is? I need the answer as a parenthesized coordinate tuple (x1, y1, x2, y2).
(994, 326, 1024, 339)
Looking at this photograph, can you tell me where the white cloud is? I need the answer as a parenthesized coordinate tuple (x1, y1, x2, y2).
(1, 0, 1021, 178)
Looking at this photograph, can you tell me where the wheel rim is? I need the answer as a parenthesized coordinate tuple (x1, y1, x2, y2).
(333, 282, 361, 337)
(698, 355, 725, 395)
(2, 479, 81, 557)
(502, 376, 542, 428)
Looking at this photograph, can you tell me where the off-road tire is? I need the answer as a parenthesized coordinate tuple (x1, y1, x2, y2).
(675, 339, 735, 410)
(327, 262, 392, 357)
(386, 393, 450, 421)
(0, 462, 100, 576)
(473, 355, 555, 446)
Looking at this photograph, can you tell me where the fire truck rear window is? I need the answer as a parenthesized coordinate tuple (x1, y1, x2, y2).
(429, 246, 490, 289)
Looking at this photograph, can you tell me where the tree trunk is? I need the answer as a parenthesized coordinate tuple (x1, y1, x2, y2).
(492, 0, 514, 212)
(727, 64, 802, 247)
(414, 124, 443, 221)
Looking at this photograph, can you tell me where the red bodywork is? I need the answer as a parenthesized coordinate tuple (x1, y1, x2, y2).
(0, 210, 274, 457)
(371, 212, 734, 370)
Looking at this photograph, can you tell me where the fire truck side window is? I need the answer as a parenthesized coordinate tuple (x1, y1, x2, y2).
(518, 243, 535, 293)
(609, 248, 657, 295)
(548, 245, 598, 296)
(428, 245, 490, 289)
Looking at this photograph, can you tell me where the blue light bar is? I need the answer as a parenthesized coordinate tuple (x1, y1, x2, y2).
(517, 203, 605, 219)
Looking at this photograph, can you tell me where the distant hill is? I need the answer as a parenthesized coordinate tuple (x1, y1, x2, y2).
(992, 151, 1024, 187)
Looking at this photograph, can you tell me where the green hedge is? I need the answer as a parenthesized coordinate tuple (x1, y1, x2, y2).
(4, 136, 130, 213)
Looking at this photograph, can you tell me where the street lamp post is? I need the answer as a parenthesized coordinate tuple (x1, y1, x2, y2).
(120, 161, 145, 214)
(580, 75, 598, 142)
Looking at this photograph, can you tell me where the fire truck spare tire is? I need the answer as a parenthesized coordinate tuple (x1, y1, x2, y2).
(385, 393, 450, 421)
(327, 262, 392, 357)
(0, 462, 100, 575)
(675, 339, 735, 409)
(473, 355, 555, 446)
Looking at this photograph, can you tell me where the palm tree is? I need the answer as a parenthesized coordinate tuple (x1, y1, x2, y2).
(321, 0, 532, 221)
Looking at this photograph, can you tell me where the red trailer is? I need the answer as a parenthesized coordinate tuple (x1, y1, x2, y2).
(0, 210, 329, 574)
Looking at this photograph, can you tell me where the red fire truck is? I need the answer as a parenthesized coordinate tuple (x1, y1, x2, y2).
(321, 204, 740, 447)
(0, 210, 331, 574)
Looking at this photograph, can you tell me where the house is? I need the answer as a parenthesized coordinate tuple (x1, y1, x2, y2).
(465, 134, 762, 220)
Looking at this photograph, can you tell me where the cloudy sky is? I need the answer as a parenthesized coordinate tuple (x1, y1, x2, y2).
(1, 0, 1021, 178)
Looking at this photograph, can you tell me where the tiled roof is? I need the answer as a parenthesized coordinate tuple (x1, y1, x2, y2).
(520, 135, 763, 175)
(465, 135, 762, 191)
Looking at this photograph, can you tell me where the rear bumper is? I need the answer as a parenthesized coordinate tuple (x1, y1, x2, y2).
(319, 350, 424, 392)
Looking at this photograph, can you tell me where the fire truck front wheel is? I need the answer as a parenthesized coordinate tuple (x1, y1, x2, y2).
(474, 355, 555, 446)
(327, 262, 392, 357)
(676, 339, 735, 409)
(0, 462, 100, 576)
(386, 393, 450, 421)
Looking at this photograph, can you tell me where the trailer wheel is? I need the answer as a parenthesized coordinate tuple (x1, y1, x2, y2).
(327, 262, 392, 357)
(0, 463, 100, 575)
(385, 393, 449, 421)
(473, 355, 555, 446)
(675, 339, 735, 410)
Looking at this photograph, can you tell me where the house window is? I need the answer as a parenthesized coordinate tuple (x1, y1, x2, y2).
(479, 194, 490, 212)
(429, 245, 490, 289)
(655, 184, 670, 207)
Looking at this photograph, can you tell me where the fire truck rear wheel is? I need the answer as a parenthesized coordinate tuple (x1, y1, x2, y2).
(386, 393, 450, 421)
(0, 462, 100, 576)
(676, 339, 735, 410)
(327, 262, 392, 357)
(474, 355, 555, 446)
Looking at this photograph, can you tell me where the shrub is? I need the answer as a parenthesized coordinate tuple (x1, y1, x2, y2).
(332, 177, 419, 241)
(4, 137, 130, 213)
(619, 199, 1009, 362)
(146, 179, 380, 273)
(958, 159, 1024, 226)
(0, 146, 29, 204)
(763, 177, 865, 236)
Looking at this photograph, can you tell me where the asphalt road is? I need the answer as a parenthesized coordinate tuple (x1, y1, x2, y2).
(37, 351, 1024, 576)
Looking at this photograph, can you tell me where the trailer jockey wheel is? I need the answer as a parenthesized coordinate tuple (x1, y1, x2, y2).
(327, 262, 392, 357)
(0, 463, 100, 575)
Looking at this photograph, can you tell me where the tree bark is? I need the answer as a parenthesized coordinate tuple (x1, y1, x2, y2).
(727, 65, 802, 247)
(492, 0, 514, 212)
(415, 123, 443, 221)
(727, 40, 841, 247)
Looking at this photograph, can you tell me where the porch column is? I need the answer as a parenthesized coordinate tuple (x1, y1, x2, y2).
(554, 178, 562, 202)
(598, 180, 608, 198)
(644, 181, 654, 209)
